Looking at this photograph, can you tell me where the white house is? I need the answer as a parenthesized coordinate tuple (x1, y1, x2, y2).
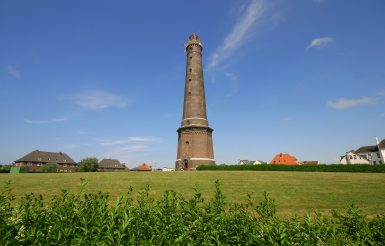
(238, 160, 266, 165)
(340, 138, 385, 164)
(162, 167, 175, 172)
(340, 151, 370, 164)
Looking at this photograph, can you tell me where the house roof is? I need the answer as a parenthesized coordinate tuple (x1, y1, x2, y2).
(302, 161, 319, 165)
(238, 160, 255, 165)
(15, 150, 76, 164)
(270, 153, 300, 165)
(131, 163, 152, 171)
(356, 145, 378, 153)
(99, 159, 126, 169)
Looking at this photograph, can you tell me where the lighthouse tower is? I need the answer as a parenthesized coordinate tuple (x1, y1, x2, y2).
(176, 34, 215, 170)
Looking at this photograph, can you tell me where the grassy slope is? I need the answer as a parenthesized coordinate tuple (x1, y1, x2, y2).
(1, 171, 384, 216)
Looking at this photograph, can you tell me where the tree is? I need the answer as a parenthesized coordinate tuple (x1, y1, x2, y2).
(43, 162, 58, 173)
(78, 157, 99, 172)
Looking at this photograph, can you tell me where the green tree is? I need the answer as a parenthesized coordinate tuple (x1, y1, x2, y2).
(43, 163, 58, 173)
(78, 157, 98, 172)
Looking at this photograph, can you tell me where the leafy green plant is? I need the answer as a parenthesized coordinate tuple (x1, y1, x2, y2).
(0, 179, 384, 245)
(77, 157, 98, 172)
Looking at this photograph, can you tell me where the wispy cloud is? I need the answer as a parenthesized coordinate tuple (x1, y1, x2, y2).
(74, 90, 128, 110)
(24, 117, 68, 124)
(224, 72, 240, 97)
(108, 145, 146, 153)
(207, 0, 265, 70)
(307, 37, 334, 49)
(99, 136, 162, 146)
(6, 66, 21, 79)
(327, 96, 375, 110)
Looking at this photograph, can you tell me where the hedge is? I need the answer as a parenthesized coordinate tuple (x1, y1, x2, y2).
(196, 164, 385, 173)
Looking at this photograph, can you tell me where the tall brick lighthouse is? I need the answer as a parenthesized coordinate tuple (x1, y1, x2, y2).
(176, 34, 215, 170)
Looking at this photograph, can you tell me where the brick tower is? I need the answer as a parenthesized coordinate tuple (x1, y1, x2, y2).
(176, 34, 215, 170)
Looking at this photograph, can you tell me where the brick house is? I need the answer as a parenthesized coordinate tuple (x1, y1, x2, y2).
(270, 153, 300, 165)
(98, 159, 127, 172)
(14, 150, 77, 172)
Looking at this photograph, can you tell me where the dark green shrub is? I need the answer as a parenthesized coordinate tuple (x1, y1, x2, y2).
(78, 157, 98, 172)
(197, 164, 385, 173)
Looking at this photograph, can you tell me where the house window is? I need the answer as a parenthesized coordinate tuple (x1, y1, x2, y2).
(373, 161, 377, 164)
(63, 164, 67, 167)
(350, 155, 353, 160)
(354, 155, 357, 159)
(379, 161, 383, 164)
(377, 153, 381, 158)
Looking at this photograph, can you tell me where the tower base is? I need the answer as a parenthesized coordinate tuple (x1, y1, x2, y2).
(175, 158, 215, 171)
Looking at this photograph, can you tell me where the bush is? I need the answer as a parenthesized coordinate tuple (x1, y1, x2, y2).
(78, 157, 98, 172)
(196, 164, 385, 173)
(0, 180, 384, 244)
(0, 168, 10, 173)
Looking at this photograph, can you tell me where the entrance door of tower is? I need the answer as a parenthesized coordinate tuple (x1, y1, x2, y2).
(183, 159, 189, 170)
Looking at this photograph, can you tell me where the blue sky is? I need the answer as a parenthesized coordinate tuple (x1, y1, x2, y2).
(1, 0, 384, 167)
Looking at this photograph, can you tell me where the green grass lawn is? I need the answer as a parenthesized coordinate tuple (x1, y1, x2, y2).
(1, 171, 385, 216)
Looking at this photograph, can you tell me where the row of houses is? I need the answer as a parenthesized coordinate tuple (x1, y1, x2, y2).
(238, 137, 385, 165)
(238, 153, 319, 165)
(13, 150, 154, 172)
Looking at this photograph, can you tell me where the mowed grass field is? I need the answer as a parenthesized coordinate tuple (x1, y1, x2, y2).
(1, 171, 385, 216)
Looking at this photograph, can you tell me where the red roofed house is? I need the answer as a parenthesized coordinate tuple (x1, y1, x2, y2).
(131, 163, 152, 171)
(270, 153, 300, 165)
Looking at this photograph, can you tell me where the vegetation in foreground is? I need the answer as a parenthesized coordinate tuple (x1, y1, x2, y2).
(197, 164, 385, 173)
(1, 180, 385, 245)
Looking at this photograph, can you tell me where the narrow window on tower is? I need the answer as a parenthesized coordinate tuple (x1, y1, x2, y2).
(188, 91, 191, 96)
(189, 78, 192, 81)
(189, 68, 192, 73)
(189, 56, 192, 59)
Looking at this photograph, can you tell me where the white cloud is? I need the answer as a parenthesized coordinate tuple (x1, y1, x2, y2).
(207, 0, 265, 70)
(24, 117, 68, 124)
(307, 37, 334, 49)
(327, 96, 375, 110)
(99, 136, 162, 146)
(74, 90, 128, 110)
(6, 66, 21, 79)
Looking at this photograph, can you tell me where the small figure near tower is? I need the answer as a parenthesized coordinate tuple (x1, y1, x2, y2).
(176, 34, 215, 170)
